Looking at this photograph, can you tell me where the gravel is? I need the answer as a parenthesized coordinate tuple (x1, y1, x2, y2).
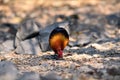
(0, 0, 120, 80)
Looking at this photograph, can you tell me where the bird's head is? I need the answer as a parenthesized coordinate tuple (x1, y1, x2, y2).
(57, 49, 63, 58)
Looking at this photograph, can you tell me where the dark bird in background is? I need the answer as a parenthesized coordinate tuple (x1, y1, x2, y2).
(49, 27, 69, 59)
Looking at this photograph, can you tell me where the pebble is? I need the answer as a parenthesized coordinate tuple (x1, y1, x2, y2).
(0, 23, 17, 44)
(93, 54, 101, 58)
(0, 61, 18, 80)
(15, 37, 41, 54)
(14, 19, 43, 54)
(15, 19, 41, 41)
(78, 65, 94, 73)
(70, 46, 80, 50)
(106, 13, 120, 27)
(107, 65, 120, 75)
(41, 72, 62, 80)
(76, 38, 91, 47)
(18, 72, 40, 80)
(68, 41, 76, 47)
(0, 40, 14, 53)
(91, 43, 115, 51)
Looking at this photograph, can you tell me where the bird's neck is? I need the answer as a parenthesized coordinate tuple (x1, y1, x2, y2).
(57, 49, 63, 58)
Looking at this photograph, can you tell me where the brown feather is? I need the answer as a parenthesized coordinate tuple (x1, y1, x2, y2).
(49, 27, 69, 58)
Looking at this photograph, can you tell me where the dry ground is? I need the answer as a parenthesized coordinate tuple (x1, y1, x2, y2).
(0, 0, 120, 80)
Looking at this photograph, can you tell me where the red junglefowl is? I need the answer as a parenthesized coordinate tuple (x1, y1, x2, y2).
(49, 27, 69, 59)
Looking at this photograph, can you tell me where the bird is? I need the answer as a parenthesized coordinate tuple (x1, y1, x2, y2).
(49, 27, 69, 59)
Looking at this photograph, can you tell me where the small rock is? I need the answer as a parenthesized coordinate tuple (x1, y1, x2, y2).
(0, 61, 18, 80)
(70, 63, 76, 69)
(78, 65, 94, 74)
(0, 40, 14, 53)
(68, 41, 76, 47)
(70, 46, 80, 50)
(70, 74, 79, 80)
(78, 73, 96, 80)
(41, 62, 49, 69)
(15, 37, 41, 54)
(107, 65, 120, 75)
(71, 73, 96, 80)
(0, 23, 17, 43)
(18, 72, 40, 80)
(0, 32, 13, 43)
(64, 46, 70, 51)
(16, 19, 41, 41)
(77, 47, 99, 55)
(114, 76, 120, 80)
(41, 72, 62, 80)
(91, 43, 115, 51)
(76, 37, 91, 47)
(106, 13, 120, 27)
(93, 54, 101, 58)
(14, 19, 42, 52)
(102, 75, 114, 80)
